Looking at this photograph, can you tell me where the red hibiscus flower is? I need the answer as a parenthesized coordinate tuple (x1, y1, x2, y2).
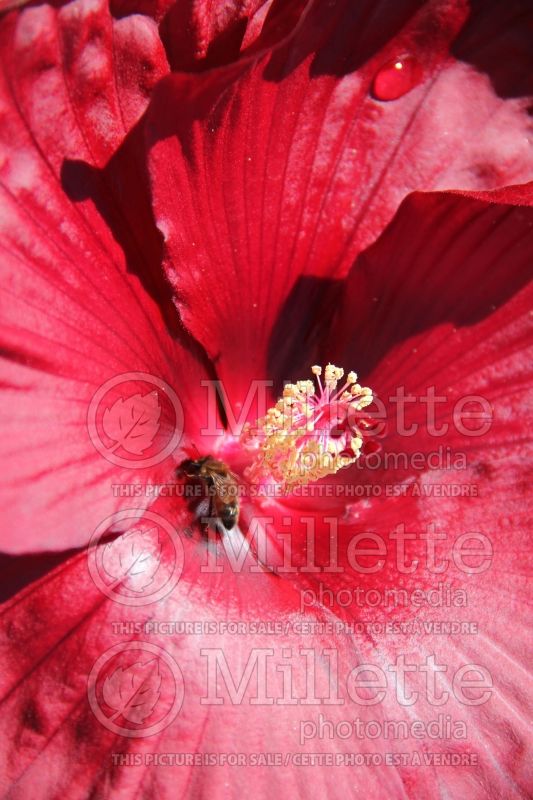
(0, 1, 532, 798)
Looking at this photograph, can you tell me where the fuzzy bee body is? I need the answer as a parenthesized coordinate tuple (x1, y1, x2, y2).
(179, 456, 240, 531)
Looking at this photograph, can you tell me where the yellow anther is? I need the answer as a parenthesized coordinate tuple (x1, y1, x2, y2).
(241, 364, 374, 489)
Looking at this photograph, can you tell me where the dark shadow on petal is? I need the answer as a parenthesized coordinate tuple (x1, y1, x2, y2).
(0, 548, 80, 604)
(110, 0, 170, 20)
(308, 0, 423, 79)
(160, 0, 309, 73)
(451, 0, 533, 100)
(61, 119, 229, 424)
(263, 0, 449, 82)
(267, 191, 533, 386)
(265, 191, 533, 511)
(60, 121, 176, 332)
(329, 193, 533, 379)
(266, 276, 342, 395)
(262, 0, 533, 111)
(0, 345, 55, 375)
(160, 2, 247, 73)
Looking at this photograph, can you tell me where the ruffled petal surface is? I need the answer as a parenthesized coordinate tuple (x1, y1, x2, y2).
(147, 0, 533, 407)
(0, 1, 532, 797)
(0, 0, 215, 553)
(0, 482, 531, 798)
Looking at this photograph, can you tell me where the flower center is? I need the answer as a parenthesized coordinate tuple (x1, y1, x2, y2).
(241, 364, 373, 488)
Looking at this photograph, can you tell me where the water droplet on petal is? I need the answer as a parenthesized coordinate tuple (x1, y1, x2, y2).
(371, 55, 422, 101)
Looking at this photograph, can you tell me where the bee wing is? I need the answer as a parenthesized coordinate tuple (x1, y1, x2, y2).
(210, 471, 236, 495)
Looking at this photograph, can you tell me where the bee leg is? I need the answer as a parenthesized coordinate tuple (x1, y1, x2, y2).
(200, 495, 214, 534)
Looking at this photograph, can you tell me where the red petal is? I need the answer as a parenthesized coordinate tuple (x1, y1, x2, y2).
(0, 1, 169, 169)
(0, 205, 209, 554)
(147, 0, 533, 408)
(159, 0, 309, 72)
(110, 0, 176, 24)
(0, 492, 530, 797)
(232, 184, 532, 798)
(256, 185, 531, 511)
(329, 187, 533, 459)
(0, 7, 212, 554)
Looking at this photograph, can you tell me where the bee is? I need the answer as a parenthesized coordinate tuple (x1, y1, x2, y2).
(179, 456, 240, 531)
